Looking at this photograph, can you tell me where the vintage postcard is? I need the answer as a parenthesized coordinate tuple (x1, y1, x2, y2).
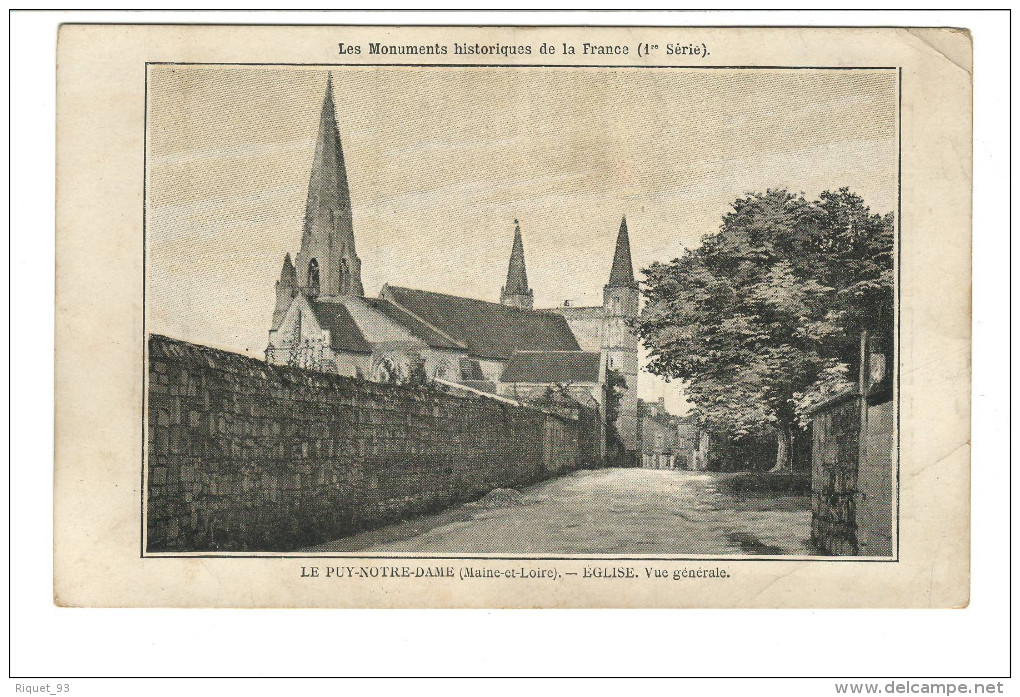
(54, 25, 971, 607)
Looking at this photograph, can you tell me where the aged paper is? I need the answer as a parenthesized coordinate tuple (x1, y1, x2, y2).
(54, 24, 971, 608)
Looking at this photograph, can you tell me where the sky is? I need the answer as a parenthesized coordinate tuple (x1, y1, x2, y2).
(146, 65, 898, 414)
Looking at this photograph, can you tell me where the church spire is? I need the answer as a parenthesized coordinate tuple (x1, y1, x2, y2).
(295, 73, 363, 298)
(500, 219, 534, 310)
(304, 74, 352, 242)
(280, 253, 297, 285)
(607, 215, 637, 288)
(505, 219, 530, 294)
(271, 253, 299, 331)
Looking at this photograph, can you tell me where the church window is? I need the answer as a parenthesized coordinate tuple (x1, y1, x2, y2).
(612, 297, 621, 314)
(308, 259, 320, 296)
(339, 258, 349, 294)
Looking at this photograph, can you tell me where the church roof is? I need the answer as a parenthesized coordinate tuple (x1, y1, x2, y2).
(307, 301, 372, 354)
(382, 285, 581, 361)
(608, 216, 637, 288)
(503, 219, 530, 296)
(307, 297, 466, 355)
(358, 297, 464, 351)
(499, 351, 601, 384)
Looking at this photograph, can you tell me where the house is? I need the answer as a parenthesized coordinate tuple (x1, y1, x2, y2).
(637, 397, 681, 469)
(637, 398, 712, 470)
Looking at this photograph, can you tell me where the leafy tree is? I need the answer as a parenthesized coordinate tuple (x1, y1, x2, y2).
(635, 188, 893, 472)
(813, 188, 895, 369)
(604, 368, 629, 464)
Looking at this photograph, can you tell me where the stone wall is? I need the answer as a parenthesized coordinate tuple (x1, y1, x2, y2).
(810, 395, 861, 555)
(146, 335, 600, 552)
(857, 400, 894, 556)
(810, 393, 894, 556)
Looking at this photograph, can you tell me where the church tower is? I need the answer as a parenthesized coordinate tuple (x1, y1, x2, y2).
(500, 219, 534, 310)
(603, 215, 640, 457)
(291, 74, 364, 302)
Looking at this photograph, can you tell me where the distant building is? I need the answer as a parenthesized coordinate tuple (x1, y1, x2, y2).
(637, 397, 680, 469)
(265, 75, 641, 458)
(637, 398, 710, 470)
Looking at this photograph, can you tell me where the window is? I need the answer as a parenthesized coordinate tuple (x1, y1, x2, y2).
(307, 259, 320, 296)
(612, 297, 621, 314)
(339, 258, 349, 294)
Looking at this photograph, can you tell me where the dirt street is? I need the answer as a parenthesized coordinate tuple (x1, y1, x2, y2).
(308, 468, 817, 556)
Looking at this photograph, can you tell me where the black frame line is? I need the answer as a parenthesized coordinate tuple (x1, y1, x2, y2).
(140, 61, 902, 563)
(896, 66, 902, 561)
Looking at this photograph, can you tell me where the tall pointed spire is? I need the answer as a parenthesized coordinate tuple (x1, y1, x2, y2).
(304, 74, 352, 240)
(295, 73, 363, 298)
(500, 219, 534, 310)
(607, 215, 637, 288)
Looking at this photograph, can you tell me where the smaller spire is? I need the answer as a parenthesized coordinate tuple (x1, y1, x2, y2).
(608, 215, 637, 288)
(500, 218, 534, 310)
(280, 253, 297, 285)
(505, 220, 529, 294)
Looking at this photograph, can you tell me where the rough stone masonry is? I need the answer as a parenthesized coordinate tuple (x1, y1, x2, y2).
(146, 335, 600, 552)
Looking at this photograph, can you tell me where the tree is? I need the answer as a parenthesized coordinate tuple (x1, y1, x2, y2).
(604, 368, 629, 463)
(813, 188, 895, 370)
(635, 188, 893, 472)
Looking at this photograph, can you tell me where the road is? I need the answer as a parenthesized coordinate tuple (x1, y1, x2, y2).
(307, 468, 817, 556)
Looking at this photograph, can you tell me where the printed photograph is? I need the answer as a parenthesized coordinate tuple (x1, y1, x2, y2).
(144, 65, 898, 557)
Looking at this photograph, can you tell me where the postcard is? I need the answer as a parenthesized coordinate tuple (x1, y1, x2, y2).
(54, 25, 971, 607)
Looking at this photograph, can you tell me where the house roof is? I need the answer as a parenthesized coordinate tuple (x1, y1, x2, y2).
(499, 351, 601, 384)
(308, 301, 373, 354)
(382, 285, 581, 361)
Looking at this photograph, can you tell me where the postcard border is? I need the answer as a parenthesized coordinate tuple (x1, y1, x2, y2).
(140, 62, 902, 563)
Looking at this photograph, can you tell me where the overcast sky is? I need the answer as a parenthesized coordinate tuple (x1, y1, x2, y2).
(146, 65, 897, 413)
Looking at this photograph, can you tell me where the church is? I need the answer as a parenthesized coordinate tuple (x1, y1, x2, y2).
(266, 76, 640, 456)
